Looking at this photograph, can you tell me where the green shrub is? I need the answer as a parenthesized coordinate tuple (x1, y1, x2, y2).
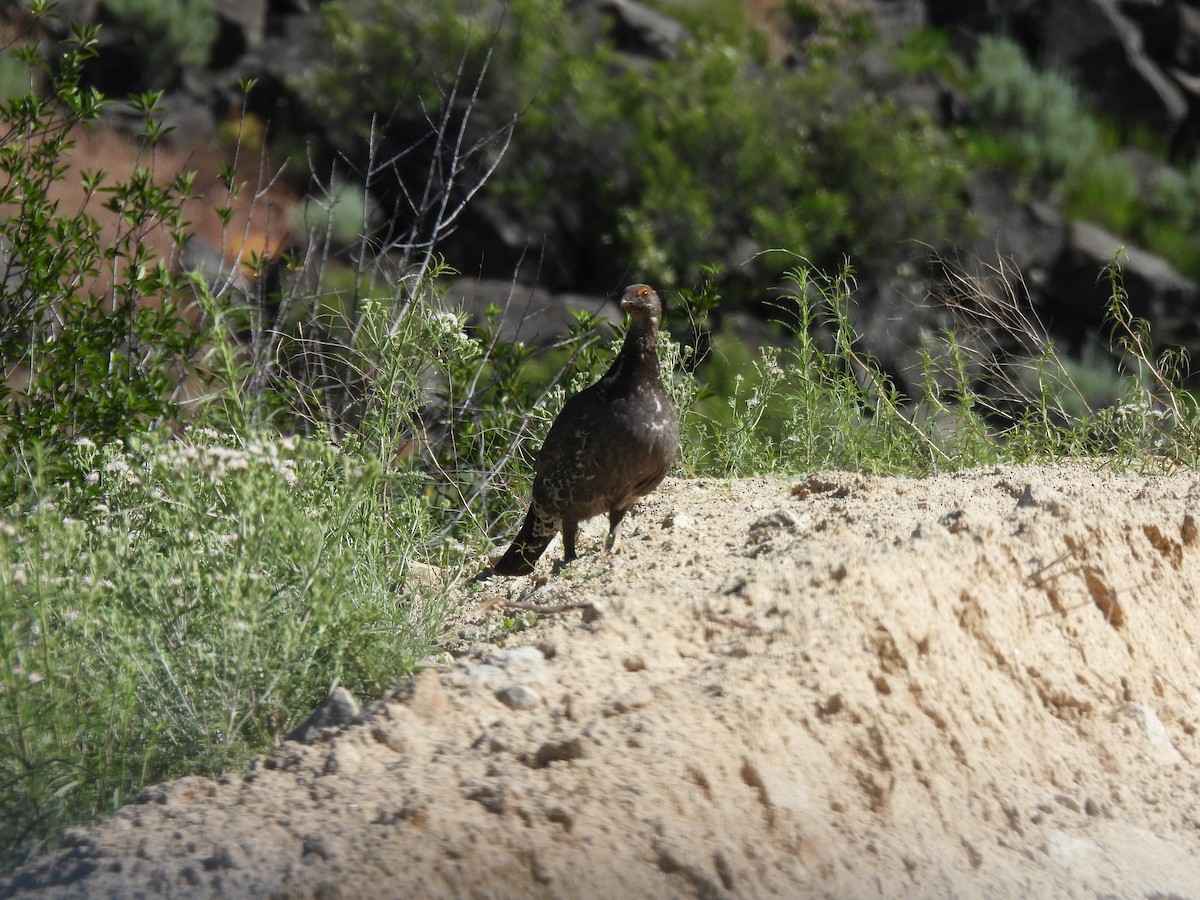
(684, 263, 948, 475)
(1063, 153, 1140, 235)
(0, 24, 202, 479)
(0, 426, 452, 869)
(966, 34, 1200, 280)
(0, 48, 34, 102)
(289, 174, 379, 247)
(969, 35, 1100, 179)
(891, 26, 961, 79)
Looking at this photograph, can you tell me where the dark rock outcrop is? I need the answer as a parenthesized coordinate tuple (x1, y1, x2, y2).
(1048, 221, 1200, 354)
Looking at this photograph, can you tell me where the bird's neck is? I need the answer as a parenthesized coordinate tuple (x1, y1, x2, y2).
(604, 322, 663, 387)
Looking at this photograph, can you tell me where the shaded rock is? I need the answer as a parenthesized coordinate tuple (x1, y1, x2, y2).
(322, 741, 364, 777)
(212, 0, 269, 57)
(1112, 702, 1184, 765)
(496, 684, 542, 710)
(572, 0, 689, 59)
(1172, 3, 1200, 73)
(286, 687, 361, 745)
(960, 172, 1066, 285)
(1032, 0, 1188, 133)
(1046, 220, 1200, 357)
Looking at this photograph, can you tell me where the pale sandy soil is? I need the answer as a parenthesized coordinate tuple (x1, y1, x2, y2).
(5, 464, 1200, 899)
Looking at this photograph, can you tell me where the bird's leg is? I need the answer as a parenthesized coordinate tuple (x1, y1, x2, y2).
(606, 507, 629, 552)
(562, 519, 580, 562)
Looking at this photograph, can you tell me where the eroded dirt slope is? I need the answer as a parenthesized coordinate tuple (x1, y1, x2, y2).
(5, 465, 1200, 898)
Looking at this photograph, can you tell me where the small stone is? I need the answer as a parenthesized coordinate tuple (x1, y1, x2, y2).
(1182, 514, 1198, 546)
(203, 844, 239, 871)
(467, 663, 508, 691)
(486, 645, 546, 674)
(623, 655, 647, 672)
(940, 509, 968, 534)
(302, 833, 331, 861)
(748, 510, 798, 544)
(459, 624, 488, 642)
(463, 782, 506, 815)
(1055, 794, 1080, 813)
(370, 724, 409, 754)
(322, 742, 362, 776)
(496, 684, 541, 709)
(607, 685, 653, 715)
(533, 737, 586, 767)
(530, 850, 557, 884)
(286, 687, 360, 745)
(1113, 702, 1184, 764)
(662, 510, 693, 530)
(1015, 483, 1063, 515)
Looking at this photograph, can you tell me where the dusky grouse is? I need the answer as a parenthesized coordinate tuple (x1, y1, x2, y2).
(494, 283, 680, 576)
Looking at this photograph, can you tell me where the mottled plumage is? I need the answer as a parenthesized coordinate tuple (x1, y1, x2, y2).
(494, 284, 680, 576)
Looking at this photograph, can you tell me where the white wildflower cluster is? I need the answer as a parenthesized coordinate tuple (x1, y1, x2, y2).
(102, 454, 140, 487)
(1113, 401, 1166, 422)
(152, 432, 301, 487)
(431, 310, 479, 357)
(72, 437, 99, 484)
(192, 426, 222, 443)
(1111, 400, 1171, 450)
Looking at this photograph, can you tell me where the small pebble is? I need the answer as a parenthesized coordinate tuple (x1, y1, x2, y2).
(496, 684, 541, 709)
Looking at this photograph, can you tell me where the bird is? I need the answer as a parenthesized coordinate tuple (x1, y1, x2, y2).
(494, 283, 680, 576)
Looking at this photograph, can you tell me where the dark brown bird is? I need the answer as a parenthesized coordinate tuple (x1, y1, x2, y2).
(494, 283, 680, 576)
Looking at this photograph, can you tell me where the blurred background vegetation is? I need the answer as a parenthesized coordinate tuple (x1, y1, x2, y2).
(297, 0, 971, 295)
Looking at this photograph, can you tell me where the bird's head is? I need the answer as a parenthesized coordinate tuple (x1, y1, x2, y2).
(620, 283, 663, 329)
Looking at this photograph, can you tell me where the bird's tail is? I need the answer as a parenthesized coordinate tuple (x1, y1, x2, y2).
(493, 505, 557, 576)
